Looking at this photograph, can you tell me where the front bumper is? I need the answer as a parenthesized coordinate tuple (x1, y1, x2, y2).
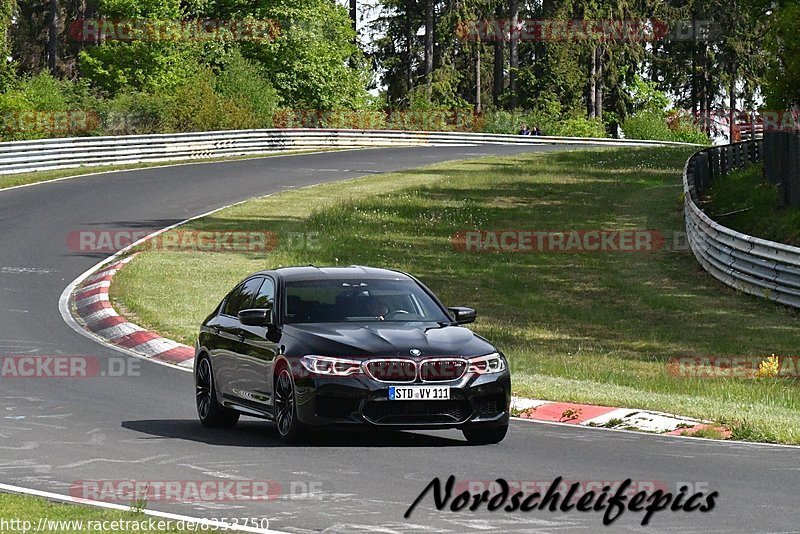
(293, 369, 511, 429)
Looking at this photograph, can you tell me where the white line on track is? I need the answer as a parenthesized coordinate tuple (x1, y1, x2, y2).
(0, 482, 287, 534)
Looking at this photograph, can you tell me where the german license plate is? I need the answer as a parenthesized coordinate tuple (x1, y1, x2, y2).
(388, 386, 450, 400)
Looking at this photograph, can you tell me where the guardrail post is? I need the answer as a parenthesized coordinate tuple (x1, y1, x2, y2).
(686, 156, 696, 199)
(694, 151, 709, 197)
(763, 131, 784, 185)
(784, 132, 800, 206)
(710, 147, 721, 184)
(720, 146, 728, 176)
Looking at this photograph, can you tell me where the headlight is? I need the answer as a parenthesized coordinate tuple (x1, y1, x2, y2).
(299, 355, 362, 376)
(468, 353, 506, 374)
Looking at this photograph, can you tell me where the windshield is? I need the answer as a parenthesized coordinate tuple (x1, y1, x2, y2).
(284, 278, 450, 324)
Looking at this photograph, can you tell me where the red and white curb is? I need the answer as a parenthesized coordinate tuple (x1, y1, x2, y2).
(511, 397, 731, 438)
(69, 254, 195, 370)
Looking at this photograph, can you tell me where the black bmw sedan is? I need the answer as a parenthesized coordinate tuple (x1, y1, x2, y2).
(194, 266, 511, 444)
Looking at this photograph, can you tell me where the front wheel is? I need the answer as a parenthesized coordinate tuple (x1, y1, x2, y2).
(273, 368, 306, 443)
(462, 424, 508, 445)
(196, 356, 239, 428)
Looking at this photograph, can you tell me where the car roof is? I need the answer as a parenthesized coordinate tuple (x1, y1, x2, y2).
(257, 265, 414, 282)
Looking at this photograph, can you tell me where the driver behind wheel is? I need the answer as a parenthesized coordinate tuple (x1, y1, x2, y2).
(364, 297, 389, 318)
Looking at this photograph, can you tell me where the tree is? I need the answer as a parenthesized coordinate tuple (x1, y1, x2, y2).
(491, 2, 504, 105)
(237, 0, 368, 109)
(0, 0, 14, 89)
(508, 0, 518, 107)
(764, 0, 800, 109)
(424, 0, 433, 96)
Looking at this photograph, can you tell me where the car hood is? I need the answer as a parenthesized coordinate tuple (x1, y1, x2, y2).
(282, 322, 496, 358)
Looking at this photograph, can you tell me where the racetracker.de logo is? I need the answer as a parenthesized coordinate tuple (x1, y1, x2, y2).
(1, 110, 100, 134)
(0, 356, 139, 378)
(68, 18, 281, 43)
(455, 18, 721, 43)
(453, 230, 665, 253)
(70, 480, 282, 503)
(667, 356, 800, 378)
(67, 230, 279, 253)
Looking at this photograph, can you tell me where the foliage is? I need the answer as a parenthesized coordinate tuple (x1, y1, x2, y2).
(0, 0, 14, 91)
(625, 74, 671, 114)
(214, 52, 280, 128)
(756, 355, 780, 378)
(0, 0, 783, 141)
(163, 70, 252, 132)
(547, 116, 607, 138)
(238, 0, 370, 109)
(79, 41, 205, 96)
(480, 108, 607, 138)
(0, 73, 102, 140)
(706, 163, 800, 246)
(101, 91, 171, 135)
(765, 0, 800, 108)
(623, 110, 710, 144)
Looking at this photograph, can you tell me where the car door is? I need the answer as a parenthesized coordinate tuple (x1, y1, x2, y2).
(235, 276, 279, 408)
(216, 277, 264, 400)
(205, 288, 242, 399)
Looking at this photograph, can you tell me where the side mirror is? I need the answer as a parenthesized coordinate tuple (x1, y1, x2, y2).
(448, 306, 476, 325)
(238, 307, 273, 327)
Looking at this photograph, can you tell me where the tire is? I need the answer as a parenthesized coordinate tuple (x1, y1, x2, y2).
(462, 424, 508, 445)
(196, 355, 239, 428)
(273, 366, 306, 443)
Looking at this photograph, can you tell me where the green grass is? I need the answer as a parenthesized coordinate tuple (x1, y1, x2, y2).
(112, 146, 800, 444)
(706, 163, 800, 246)
(0, 493, 217, 533)
(0, 149, 341, 190)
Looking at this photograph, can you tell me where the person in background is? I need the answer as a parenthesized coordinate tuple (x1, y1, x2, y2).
(518, 123, 531, 135)
(532, 125, 542, 136)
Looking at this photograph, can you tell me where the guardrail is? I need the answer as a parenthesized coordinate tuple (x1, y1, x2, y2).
(684, 139, 800, 308)
(0, 128, 698, 175)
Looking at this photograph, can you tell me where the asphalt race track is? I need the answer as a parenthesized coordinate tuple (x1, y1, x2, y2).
(1, 145, 798, 533)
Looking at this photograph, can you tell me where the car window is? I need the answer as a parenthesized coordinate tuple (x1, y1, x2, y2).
(284, 278, 449, 324)
(252, 277, 275, 309)
(222, 277, 264, 317)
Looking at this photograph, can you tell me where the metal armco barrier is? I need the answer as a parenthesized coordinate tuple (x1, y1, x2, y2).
(0, 128, 697, 175)
(684, 139, 800, 308)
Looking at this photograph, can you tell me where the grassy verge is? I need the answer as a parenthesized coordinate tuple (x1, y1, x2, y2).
(112, 146, 800, 444)
(0, 149, 342, 191)
(706, 163, 800, 246)
(0, 493, 217, 533)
